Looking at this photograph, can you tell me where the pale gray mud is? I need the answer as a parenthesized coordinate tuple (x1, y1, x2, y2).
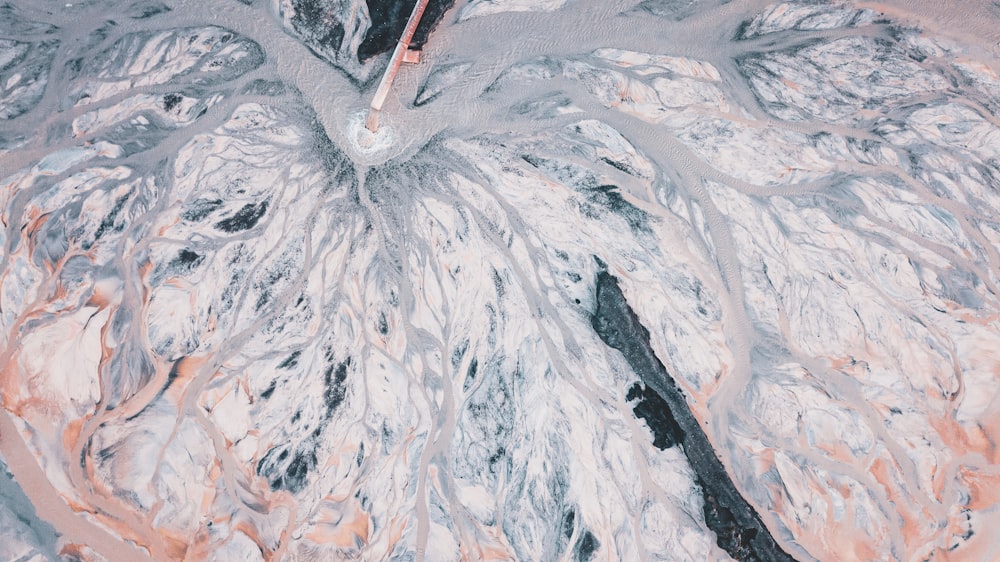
(2, 0, 1000, 561)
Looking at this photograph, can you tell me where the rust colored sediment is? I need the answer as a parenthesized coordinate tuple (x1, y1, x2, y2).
(0, 410, 155, 561)
(365, 0, 431, 132)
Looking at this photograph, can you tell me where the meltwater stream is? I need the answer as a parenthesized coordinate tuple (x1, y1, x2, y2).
(2, 0, 1000, 560)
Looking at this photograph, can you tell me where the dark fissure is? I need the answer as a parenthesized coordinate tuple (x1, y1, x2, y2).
(591, 270, 797, 562)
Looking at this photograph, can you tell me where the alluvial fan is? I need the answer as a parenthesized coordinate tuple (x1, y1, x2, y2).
(1, 0, 1000, 560)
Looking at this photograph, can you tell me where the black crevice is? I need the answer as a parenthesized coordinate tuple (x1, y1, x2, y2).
(591, 270, 798, 562)
(626, 381, 684, 450)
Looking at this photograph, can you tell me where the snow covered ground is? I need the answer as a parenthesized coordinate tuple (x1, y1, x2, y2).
(1, 0, 999, 560)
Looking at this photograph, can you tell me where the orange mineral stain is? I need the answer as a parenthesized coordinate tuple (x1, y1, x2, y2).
(959, 467, 1000, 511)
(305, 500, 370, 548)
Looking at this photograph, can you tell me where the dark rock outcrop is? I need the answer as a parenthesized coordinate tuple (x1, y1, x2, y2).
(592, 270, 797, 562)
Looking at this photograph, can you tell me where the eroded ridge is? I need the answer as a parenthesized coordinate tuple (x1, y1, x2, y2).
(592, 270, 797, 562)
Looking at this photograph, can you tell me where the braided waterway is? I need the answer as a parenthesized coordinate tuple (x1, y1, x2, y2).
(1, 0, 1000, 560)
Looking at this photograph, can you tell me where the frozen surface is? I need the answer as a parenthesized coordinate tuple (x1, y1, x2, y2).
(2, 0, 1000, 561)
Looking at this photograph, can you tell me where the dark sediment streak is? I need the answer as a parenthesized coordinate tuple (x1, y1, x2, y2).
(591, 270, 797, 562)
